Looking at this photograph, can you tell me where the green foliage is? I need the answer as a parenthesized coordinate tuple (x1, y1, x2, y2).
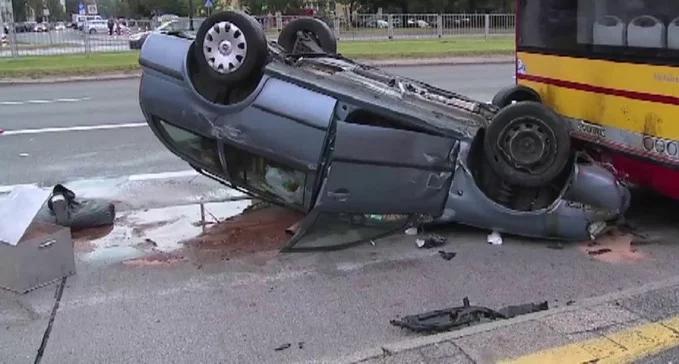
(9, 0, 514, 21)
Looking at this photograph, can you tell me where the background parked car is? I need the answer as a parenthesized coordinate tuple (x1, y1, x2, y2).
(72, 14, 103, 30)
(85, 20, 109, 34)
(54, 22, 66, 31)
(407, 19, 430, 28)
(33, 23, 48, 32)
(366, 19, 389, 28)
(129, 18, 204, 49)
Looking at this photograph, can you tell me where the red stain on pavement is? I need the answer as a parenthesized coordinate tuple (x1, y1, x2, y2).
(580, 231, 647, 263)
(183, 205, 303, 263)
(123, 251, 186, 267)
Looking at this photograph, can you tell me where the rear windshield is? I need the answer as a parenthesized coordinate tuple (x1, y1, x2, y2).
(518, 0, 679, 64)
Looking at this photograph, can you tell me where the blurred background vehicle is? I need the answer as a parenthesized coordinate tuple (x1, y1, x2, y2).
(72, 14, 103, 30)
(33, 23, 48, 32)
(407, 19, 430, 28)
(85, 20, 109, 34)
(129, 18, 204, 49)
(54, 22, 66, 31)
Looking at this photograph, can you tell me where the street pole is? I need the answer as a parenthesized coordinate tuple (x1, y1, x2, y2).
(188, 0, 194, 31)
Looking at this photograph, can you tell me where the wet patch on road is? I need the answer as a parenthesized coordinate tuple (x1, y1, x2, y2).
(74, 200, 303, 268)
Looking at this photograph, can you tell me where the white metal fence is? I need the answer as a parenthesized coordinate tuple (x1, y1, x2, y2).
(0, 19, 152, 57)
(0, 14, 515, 58)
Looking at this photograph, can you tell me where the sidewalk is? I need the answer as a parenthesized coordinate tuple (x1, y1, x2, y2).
(351, 277, 679, 363)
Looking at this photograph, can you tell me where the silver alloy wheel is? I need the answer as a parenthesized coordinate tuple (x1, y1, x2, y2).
(202, 21, 248, 74)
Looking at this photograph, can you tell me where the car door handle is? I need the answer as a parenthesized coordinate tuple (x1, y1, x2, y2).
(327, 189, 350, 202)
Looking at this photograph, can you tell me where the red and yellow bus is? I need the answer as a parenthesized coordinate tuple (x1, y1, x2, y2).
(497, 0, 679, 199)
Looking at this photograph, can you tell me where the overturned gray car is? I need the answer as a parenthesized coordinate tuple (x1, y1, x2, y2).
(138, 11, 629, 250)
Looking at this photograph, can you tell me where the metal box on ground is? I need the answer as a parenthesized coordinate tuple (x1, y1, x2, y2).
(0, 223, 75, 293)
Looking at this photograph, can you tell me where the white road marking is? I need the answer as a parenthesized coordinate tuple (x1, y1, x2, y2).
(0, 183, 37, 194)
(128, 170, 198, 181)
(1, 122, 148, 136)
(55, 98, 84, 102)
(0, 170, 198, 194)
(0, 97, 91, 106)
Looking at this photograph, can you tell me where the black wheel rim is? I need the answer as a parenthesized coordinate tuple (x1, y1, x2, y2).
(496, 117, 557, 175)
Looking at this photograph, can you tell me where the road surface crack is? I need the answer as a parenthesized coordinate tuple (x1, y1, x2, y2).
(33, 277, 67, 364)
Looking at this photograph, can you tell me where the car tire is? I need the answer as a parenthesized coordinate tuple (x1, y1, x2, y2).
(89, 29, 96, 34)
(194, 11, 268, 84)
(278, 18, 337, 54)
(484, 101, 571, 188)
(491, 85, 542, 108)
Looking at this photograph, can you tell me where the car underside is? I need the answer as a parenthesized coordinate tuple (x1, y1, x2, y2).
(138, 11, 630, 250)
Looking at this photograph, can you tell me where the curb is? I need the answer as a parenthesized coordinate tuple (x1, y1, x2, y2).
(362, 55, 514, 67)
(0, 72, 142, 86)
(340, 274, 679, 364)
(0, 56, 513, 85)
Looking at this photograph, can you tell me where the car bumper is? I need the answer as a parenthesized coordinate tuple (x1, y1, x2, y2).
(437, 144, 629, 241)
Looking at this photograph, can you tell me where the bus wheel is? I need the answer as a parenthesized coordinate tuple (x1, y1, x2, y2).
(491, 85, 542, 108)
(484, 101, 571, 188)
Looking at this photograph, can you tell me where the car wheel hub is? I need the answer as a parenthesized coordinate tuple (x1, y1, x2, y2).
(499, 118, 553, 171)
(203, 21, 247, 74)
(219, 40, 233, 56)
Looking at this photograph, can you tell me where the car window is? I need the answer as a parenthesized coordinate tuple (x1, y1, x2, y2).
(157, 120, 221, 172)
(223, 144, 306, 207)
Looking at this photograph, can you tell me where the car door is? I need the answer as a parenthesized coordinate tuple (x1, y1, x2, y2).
(285, 111, 458, 251)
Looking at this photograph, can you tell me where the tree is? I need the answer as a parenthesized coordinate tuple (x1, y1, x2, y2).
(11, 0, 26, 21)
(46, 0, 66, 20)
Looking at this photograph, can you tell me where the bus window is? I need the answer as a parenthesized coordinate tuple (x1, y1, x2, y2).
(518, 0, 679, 64)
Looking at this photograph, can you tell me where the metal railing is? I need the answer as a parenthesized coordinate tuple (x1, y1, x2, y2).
(0, 19, 152, 57)
(0, 14, 514, 58)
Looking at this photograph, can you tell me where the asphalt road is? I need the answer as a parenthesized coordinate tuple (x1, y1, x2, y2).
(4, 63, 679, 363)
(4, 194, 679, 364)
(0, 63, 514, 186)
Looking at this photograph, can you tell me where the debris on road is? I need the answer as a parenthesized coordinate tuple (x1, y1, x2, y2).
(547, 242, 565, 250)
(438, 250, 457, 261)
(405, 227, 419, 236)
(37, 184, 116, 231)
(0, 186, 51, 246)
(390, 297, 548, 334)
(588, 248, 612, 256)
(298, 342, 304, 349)
(274, 343, 291, 351)
(487, 231, 503, 246)
(416, 234, 447, 249)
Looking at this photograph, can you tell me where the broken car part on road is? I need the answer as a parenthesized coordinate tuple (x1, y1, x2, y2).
(138, 11, 630, 250)
(390, 297, 549, 334)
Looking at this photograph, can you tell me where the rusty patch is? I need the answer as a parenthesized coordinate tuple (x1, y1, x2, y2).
(72, 225, 114, 241)
(580, 230, 647, 263)
(183, 206, 304, 263)
(643, 112, 663, 137)
(131, 220, 178, 237)
(72, 225, 115, 253)
(122, 251, 186, 267)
